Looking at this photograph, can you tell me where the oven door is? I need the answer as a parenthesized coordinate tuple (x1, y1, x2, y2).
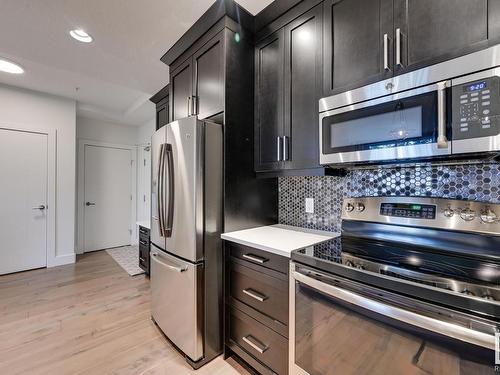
(289, 263, 498, 375)
(319, 82, 451, 165)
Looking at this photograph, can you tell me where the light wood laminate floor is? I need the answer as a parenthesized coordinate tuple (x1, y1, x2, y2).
(0, 251, 249, 375)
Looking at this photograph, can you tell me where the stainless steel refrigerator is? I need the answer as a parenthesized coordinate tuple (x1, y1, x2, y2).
(150, 116, 223, 368)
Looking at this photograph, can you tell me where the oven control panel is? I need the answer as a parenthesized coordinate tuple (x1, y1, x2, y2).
(452, 76, 499, 140)
(380, 203, 436, 219)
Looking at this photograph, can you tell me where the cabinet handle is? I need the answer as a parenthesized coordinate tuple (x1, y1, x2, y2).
(383, 33, 390, 71)
(192, 95, 198, 115)
(283, 136, 289, 161)
(242, 253, 268, 264)
(276, 137, 282, 161)
(187, 97, 192, 117)
(139, 257, 145, 262)
(437, 81, 449, 149)
(395, 28, 403, 68)
(242, 335, 268, 354)
(243, 288, 268, 302)
(140, 240, 148, 246)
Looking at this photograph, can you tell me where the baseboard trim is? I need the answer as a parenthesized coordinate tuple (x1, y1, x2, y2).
(47, 253, 76, 268)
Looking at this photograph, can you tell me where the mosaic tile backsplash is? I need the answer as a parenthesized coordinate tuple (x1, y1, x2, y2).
(279, 163, 500, 233)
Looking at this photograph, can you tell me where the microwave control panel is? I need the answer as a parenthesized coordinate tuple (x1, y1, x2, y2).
(452, 76, 499, 140)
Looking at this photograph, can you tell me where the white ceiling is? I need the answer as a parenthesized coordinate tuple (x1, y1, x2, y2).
(0, 0, 274, 126)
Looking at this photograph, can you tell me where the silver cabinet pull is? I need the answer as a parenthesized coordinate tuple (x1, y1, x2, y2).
(242, 254, 268, 264)
(32, 205, 46, 210)
(187, 96, 192, 117)
(243, 288, 268, 302)
(383, 33, 390, 71)
(242, 335, 268, 354)
(192, 95, 198, 115)
(395, 28, 402, 68)
(283, 136, 289, 161)
(151, 252, 187, 272)
(276, 136, 282, 161)
(436, 81, 449, 149)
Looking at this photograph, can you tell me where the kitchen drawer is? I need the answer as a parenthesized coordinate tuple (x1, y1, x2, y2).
(229, 243, 288, 275)
(231, 261, 288, 325)
(139, 226, 150, 236)
(229, 307, 288, 375)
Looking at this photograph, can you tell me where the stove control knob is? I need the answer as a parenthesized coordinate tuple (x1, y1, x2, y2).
(480, 208, 497, 224)
(460, 208, 476, 222)
(345, 203, 355, 212)
(461, 289, 475, 296)
(344, 260, 354, 268)
(482, 294, 495, 301)
(356, 203, 366, 212)
(443, 207, 455, 218)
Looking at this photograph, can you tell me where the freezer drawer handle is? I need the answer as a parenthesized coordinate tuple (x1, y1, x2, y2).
(243, 288, 268, 302)
(151, 253, 187, 273)
(242, 254, 268, 264)
(242, 335, 268, 354)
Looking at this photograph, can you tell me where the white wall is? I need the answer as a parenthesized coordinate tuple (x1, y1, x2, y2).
(77, 117, 138, 145)
(137, 119, 155, 145)
(0, 84, 76, 266)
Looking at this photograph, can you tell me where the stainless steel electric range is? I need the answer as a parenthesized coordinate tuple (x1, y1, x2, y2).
(290, 197, 500, 375)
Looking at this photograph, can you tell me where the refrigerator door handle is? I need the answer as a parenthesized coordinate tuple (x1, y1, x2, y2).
(156, 144, 165, 237)
(164, 144, 174, 237)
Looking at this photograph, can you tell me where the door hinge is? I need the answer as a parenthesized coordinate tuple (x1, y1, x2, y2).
(143, 194, 146, 202)
(130, 195, 133, 201)
(144, 159, 146, 166)
(130, 159, 133, 166)
(129, 229, 132, 234)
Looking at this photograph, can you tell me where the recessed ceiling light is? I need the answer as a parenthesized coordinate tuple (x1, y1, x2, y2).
(0, 58, 24, 74)
(70, 29, 93, 43)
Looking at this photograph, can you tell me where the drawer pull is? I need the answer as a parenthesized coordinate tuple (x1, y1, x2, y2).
(242, 254, 268, 264)
(140, 240, 148, 246)
(242, 288, 268, 302)
(139, 257, 145, 262)
(242, 335, 268, 354)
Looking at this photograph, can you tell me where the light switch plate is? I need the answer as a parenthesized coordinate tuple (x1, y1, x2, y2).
(305, 198, 314, 213)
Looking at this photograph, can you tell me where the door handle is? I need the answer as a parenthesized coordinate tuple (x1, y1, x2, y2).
(243, 288, 268, 302)
(383, 33, 390, 71)
(164, 144, 174, 237)
(437, 81, 449, 149)
(192, 95, 198, 115)
(151, 252, 187, 272)
(187, 97, 192, 117)
(85, 202, 95, 207)
(242, 335, 268, 354)
(32, 205, 46, 210)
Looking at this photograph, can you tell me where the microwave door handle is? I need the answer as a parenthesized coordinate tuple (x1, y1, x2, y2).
(292, 269, 495, 350)
(437, 81, 449, 149)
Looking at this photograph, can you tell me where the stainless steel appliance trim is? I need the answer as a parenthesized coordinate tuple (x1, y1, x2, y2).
(289, 263, 309, 375)
(242, 288, 268, 302)
(319, 44, 500, 112)
(436, 81, 449, 148)
(383, 33, 390, 71)
(341, 196, 500, 235)
(395, 28, 402, 68)
(242, 253, 268, 264)
(242, 335, 268, 354)
(291, 264, 496, 350)
(453, 135, 500, 154)
(157, 143, 165, 237)
(320, 142, 451, 165)
(151, 252, 187, 272)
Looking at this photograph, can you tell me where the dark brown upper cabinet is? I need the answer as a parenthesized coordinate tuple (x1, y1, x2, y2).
(323, 0, 393, 96)
(255, 5, 323, 173)
(150, 84, 170, 130)
(170, 32, 224, 122)
(393, 0, 496, 75)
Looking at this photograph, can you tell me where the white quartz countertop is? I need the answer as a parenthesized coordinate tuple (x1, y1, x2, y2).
(221, 224, 339, 258)
(136, 220, 151, 230)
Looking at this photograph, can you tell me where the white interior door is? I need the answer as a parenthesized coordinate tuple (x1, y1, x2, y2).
(137, 146, 151, 222)
(0, 128, 48, 275)
(84, 145, 132, 252)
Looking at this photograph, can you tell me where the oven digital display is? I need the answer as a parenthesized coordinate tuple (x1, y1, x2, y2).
(464, 81, 487, 92)
(380, 203, 436, 219)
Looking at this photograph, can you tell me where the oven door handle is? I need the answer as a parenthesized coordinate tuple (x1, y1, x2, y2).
(292, 270, 496, 350)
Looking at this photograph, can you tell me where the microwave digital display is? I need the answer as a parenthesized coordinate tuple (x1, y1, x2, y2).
(464, 81, 487, 92)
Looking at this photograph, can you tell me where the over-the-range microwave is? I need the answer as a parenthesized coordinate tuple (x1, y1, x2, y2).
(319, 45, 500, 166)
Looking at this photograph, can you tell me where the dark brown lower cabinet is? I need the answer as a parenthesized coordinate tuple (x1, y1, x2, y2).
(138, 226, 150, 275)
(225, 242, 289, 375)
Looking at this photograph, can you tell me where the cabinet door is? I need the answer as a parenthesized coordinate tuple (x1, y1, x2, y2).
(255, 29, 285, 172)
(323, 0, 393, 95)
(394, 0, 490, 74)
(170, 59, 192, 121)
(283, 5, 322, 170)
(192, 32, 224, 119)
(156, 97, 169, 130)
